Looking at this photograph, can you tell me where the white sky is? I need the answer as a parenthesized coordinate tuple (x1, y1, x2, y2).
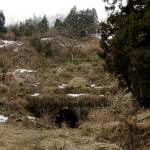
(0, 0, 108, 26)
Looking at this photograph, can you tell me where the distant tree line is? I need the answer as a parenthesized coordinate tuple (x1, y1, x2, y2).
(10, 15, 49, 37)
(99, 0, 150, 107)
(54, 6, 98, 36)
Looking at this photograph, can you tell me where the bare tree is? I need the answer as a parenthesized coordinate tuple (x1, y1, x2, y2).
(53, 6, 98, 61)
(54, 23, 86, 61)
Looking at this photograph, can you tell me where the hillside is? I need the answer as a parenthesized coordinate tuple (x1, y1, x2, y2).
(0, 35, 150, 150)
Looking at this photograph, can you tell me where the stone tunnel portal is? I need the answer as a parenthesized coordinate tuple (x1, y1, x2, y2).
(55, 109, 79, 128)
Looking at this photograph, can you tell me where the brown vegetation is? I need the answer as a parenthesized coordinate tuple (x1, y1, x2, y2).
(0, 35, 149, 150)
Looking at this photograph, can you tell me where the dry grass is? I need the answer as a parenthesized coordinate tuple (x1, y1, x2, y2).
(26, 94, 107, 112)
(1, 34, 150, 150)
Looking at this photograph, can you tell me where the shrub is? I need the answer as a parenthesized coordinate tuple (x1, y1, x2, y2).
(73, 57, 95, 65)
(36, 41, 43, 52)
(29, 36, 40, 47)
(11, 26, 21, 37)
(44, 41, 53, 57)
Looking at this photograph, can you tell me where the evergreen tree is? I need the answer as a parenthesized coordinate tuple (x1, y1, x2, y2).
(44, 41, 53, 57)
(54, 18, 64, 31)
(54, 6, 98, 36)
(38, 15, 49, 33)
(99, 0, 150, 107)
(0, 11, 7, 33)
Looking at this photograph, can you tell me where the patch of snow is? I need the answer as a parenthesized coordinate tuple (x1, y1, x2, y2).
(33, 83, 40, 87)
(94, 85, 113, 89)
(108, 35, 113, 40)
(60, 44, 65, 47)
(0, 45, 5, 48)
(27, 116, 35, 122)
(94, 86, 103, 89)
(58, 86, 65, 88)
(33, 84, 37, 87)
(17, 42, 23, 46)
(67, 94, 87, 97)
(41, 38, 52, 41)
(99, 95, 105, 97)
(91, 84, 96, 87)
(13, 69, 36, 74)
(58, 84, 67, 89)
(0, 40, 23, 48)
(0, 115, 8, 123)
(2, 40, 16, 45)
(92, 34, 101, 39)
(14, 48, 18, 52)
(31, 93, 40, 96)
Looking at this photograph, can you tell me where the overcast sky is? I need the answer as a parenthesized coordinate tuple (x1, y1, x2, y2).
(0, 0, 108, 25)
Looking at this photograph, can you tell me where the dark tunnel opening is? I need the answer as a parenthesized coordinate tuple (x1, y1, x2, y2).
(55, 109, 79, 128)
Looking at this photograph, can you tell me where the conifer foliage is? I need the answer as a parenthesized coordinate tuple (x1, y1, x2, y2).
(99, 0, 150, 107)
(0, 11, 7, 33)
(54, 6, 98, 36)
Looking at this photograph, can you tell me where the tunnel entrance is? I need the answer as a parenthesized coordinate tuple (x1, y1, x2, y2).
(55, 109, 79, 128)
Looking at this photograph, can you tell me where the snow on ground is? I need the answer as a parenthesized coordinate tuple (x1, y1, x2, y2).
(33, 84, 37, 87)
(41, 38, 52, 41)
(94, 85, 113, 89)
(92, 34, 101, 39)
(13, 69, 36, 74)
(99, 95, 105, 97)
(60, 44, 65, 47)
(58, 84, 67, 89)
(0, 40, 23, 48)
(0, 115, 8, 123)
(14, 48, 18, 52)
(33, 83, 40, 87)
(67, 94, 87, 97)
(94, 86, 103, 89)
(108, 35, 113, 40)
(17, 42, 23, 46)
(0, 45, 5, 48)
(2, 40, 16, 45)
(31, 93, 40, 96)
(91, 84, 96, 87)
(27, 116, 35, 122)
